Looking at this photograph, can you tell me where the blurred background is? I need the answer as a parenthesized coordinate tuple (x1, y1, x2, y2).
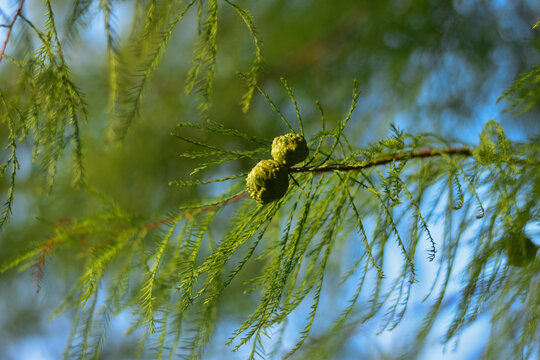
(0, 0, 539, 358)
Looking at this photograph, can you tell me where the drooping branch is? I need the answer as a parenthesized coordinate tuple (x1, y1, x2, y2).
(26, 145, 477, 260)
(0, 0, 25, 64)
(142, 146, 475, 229)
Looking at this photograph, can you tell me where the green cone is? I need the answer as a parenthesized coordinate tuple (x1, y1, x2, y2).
(246, 160, 289, 204)
(271, 133, 309, 167)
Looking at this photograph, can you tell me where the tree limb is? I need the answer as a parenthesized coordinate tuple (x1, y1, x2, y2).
(0, 0, 25, 64)
(291, 147, 473, 174)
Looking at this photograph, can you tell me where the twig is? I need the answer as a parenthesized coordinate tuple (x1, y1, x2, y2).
(290, 147, 473, 174)
(0, 0, 25, 64)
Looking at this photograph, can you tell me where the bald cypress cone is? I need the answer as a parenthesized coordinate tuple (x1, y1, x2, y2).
(246, 160, 289, 204)
(271, 133, 309, 167)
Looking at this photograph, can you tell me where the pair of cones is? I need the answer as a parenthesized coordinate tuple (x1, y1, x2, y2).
(246, 133, 309, 204)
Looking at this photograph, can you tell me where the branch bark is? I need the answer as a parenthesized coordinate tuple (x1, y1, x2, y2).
(290, 146, 473, 174)
(0, 0, 25, 64)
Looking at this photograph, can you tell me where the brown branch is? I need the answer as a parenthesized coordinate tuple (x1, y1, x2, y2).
(290, 146, 473, 174)
(31, 237, 58, 293)
(0, 0, 25, 64)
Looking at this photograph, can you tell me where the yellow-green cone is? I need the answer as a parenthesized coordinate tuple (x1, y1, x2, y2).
(246, 160, 289, 204)
(505, 232, 537, 267)
(271, 133, 309, 167)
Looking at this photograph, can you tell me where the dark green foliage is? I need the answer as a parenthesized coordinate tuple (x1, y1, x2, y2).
(503, 204, 539, 268)
(505, 233, 537, 267)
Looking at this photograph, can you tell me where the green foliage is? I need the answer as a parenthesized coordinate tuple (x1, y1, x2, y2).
(106, 0, 262, 141)
(1, 1, 540, 359)
(497, 65, 540, 114)
(1, 0, 86, 228)
(2, 78, 539, 358)
(497, 18, 540, 115)
(0, 0, 264, 228)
